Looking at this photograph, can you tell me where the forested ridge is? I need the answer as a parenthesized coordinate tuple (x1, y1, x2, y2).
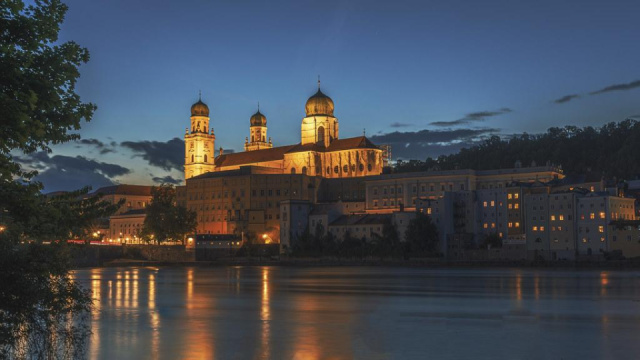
(395, 119, 640, 179)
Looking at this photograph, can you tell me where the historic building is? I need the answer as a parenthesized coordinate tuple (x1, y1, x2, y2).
(184, 83, 384, 180)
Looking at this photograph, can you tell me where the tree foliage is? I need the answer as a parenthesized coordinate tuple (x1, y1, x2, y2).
(394, 120, 640, 179)
(405, 211, 439, 257)
(0, 1, 109, 358)
(142, 185, 197, 244)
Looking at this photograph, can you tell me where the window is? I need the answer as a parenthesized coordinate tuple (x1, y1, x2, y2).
(599, 212, 605, 219)
(550, 215, 556, 221)
(368, 164, 372, 171)
(540, 226, 545, 231)
(514, 193, 519, 199)
(515, 222, 520, 228)
(508, 222, 513, 228)
(343, 165, 349, 173)
(533, 226, 538, 231)
(514, 203, 519, 209)
(334, 166, 339, 174)
(599, 226, 604, 233)
(559, 215, 564, 221)
(483, 201, 488, 207)
(590, 213, 595, 220)
(508, 194, 513, 199)
(427, 208, 432, 215)
(483, 223, 488, 229)
(490, 200, 495, 207)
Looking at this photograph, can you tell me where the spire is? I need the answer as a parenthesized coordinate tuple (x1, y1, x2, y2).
(317, 75, 321, 90)
(257, 101, 260, 112)
(198, 90, 201, 101)
(363, 128, 366, 136)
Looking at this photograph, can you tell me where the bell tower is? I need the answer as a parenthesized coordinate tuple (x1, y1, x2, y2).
(184, 93, 215, 179)
(245, 104, 272, 151)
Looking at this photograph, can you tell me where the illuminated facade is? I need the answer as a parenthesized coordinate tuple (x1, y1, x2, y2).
(184, 96, 216, 179)
(184, 84, 384, 180)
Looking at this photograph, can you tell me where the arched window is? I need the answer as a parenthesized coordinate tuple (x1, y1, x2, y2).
(301, 166, 307, 175)
(317, 126, 325, 143)
(251, 135, 254, 142)
(291, 168, 296, 174)
(204, 154, 208, 162)
(262, 136, 265, 142)
(191, 154, 194, 162)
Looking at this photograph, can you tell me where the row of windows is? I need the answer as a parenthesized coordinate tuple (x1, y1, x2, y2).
(372, 183, 466, 196)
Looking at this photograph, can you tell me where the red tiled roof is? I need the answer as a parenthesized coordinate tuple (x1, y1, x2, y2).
(214, 145, 297, 168)
(92, 184, 153, 196)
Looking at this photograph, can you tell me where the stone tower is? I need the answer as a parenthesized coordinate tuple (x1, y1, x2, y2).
(184, 94, 215, 179)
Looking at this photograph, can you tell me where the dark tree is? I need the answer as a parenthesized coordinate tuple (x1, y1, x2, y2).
(142, 185, 197, 244)
(405, 211, 439, 257)
(0, 1, 114, 358)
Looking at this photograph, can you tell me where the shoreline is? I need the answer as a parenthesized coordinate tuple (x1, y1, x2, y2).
(77, 257, 640, 271)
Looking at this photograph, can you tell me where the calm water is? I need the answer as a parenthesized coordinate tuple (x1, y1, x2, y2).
(73, 266, 640, 360)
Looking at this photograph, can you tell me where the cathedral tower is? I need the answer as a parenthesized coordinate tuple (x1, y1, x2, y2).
(301, 80, 338, 147)
(244, 106, 272, 151)
(184, 95, 215, 179)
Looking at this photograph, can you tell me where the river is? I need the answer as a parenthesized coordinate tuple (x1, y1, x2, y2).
(73, 266, 640, 359)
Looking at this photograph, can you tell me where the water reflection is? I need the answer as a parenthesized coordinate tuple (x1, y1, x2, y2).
(259, 267, 271, 360)
(76, 267, 640, 360)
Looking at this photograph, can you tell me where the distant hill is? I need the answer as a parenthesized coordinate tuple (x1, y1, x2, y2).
(394, 119, 640, 180)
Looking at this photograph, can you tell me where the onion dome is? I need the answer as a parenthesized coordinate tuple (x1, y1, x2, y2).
(250, 110, 267, 126)
(191, 99, 209, 117)
(305, 88, 334, 117)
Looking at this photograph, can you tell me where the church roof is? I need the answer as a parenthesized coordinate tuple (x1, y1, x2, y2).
(326, 136, 379, 151)
(214, 145, 297, 168)
(286, 136, 380, 154)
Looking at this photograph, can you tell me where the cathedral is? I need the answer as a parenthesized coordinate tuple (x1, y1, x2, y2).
(184, 84, 384, 180)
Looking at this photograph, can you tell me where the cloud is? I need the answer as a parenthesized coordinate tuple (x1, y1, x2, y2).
(15, 152, 131, 192)
(121, 137, 184, 171)
(590, 80, 640, 95)
(74, 138, 118, 155)
(370, 128, 499, 159)
(553, 94, 580, 104)
(390, 122, 413, 128)
(152, 175, 182, 185)
(430, 108, 512, 127)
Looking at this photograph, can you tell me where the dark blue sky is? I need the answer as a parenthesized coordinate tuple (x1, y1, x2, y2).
(24, 0, 640, 191)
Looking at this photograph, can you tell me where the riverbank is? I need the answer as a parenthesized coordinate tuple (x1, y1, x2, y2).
(92, 256, 640, 270)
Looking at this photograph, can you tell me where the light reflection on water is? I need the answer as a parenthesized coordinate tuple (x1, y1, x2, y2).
(73, 267, 640, 360)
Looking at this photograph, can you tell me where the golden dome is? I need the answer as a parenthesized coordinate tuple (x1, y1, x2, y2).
(191, 99, 209, 117)
(305, 89, 334, 117)
(250, 110, 266, 126)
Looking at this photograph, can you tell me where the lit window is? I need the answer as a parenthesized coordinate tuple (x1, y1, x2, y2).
(600, 237, 605, 242)
(590, 213, 595, 219)
(508, 194, 513, 200)
(582, 238, 588, 243)
(514, 204, 519, 209)
(599, 226, 604, 233)
(491, 223, 495, 229)
(540, 226, 545, 231)
(551, 215, 556, 221)
(490, 200, 495, 207)
(508, 222, 513, 228)
(499, 232, 503, 238)
(483, 223, 488, 229)
(533, 226, 538, 231)
(514, 193, 519, 199)
(599, 212, 605, 219)
(515, 222, 520, 228)
(483, 201, 488, 207)
(559, 215, 564, 221)
(508, 204, 513, 209)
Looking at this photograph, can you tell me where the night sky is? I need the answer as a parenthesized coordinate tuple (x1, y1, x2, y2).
(19, 0, 640, 192)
